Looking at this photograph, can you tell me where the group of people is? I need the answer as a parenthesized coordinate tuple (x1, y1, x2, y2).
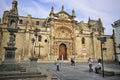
(54, 57, 75, 71)
(54, 57, 102, 74)
(88, 58, 102, 74)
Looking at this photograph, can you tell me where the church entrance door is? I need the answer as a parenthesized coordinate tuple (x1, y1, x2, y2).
(59, 43, 67, 60)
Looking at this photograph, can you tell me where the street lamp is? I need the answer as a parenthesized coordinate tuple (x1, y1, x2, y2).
(38, 42, 41, 58)
(31, 38, 35, 55)
(29, 27, 40, 61)
(97, 37, 106, 77)
(34, 27, 40, 39)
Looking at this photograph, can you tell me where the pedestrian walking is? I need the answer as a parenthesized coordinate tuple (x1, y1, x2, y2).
(71, 57, 75, 66)
(88, 57, 93, 72)
(55, 58, 60, 71)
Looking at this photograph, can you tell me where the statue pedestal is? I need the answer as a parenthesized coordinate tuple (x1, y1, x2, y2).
(3, 46, 17, 64)
(0, 46, 26, 72)
(28, 56, 39, 72)
(29, 57, 38, 61)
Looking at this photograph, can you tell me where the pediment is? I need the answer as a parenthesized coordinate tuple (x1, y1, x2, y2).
(55, 11, 71, 20)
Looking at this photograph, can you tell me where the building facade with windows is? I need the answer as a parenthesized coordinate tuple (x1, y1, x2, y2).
(112, 19, 120, 62)
(0, 0, 114, 62)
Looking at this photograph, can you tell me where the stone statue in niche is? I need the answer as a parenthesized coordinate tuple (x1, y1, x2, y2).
(7, 33, 15, 47)
(9, 34, 15, 42)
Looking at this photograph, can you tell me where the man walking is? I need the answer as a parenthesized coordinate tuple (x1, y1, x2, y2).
(55, 58, 60, 71)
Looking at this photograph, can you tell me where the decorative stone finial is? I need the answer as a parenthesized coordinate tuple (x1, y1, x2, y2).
(72, 9, 75, 17)
(61, 5, 64, 12)
(89, 17, 91, 21)
(71, 9, 76, 21)
(88, 17, 91, 23)
(10, 0, 18, 15)
(0, 17, 1, 23)
(51, 6, 54, 13)
(88, 17, 91, 26)
(98, 18, 101, 22)
(49, 6, 54, 18)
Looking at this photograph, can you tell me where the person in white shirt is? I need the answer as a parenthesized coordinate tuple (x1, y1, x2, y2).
(95, 59, 102, 74)
(55, 58, 60, 71)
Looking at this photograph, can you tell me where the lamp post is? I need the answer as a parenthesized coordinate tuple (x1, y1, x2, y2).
(33, 27, 40, 55)
(34, 42, 44, 59)
(31, 38, 35, 55)
(34, 27, 40, 40)
(30, 27, 40, 61)
(38, 42, 41, 58)
(97, 37, 106, 77)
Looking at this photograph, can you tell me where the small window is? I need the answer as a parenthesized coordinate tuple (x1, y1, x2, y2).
(38, 35, 42, 42)
(19, 20, 23, 24)
(36, 21, 39, 25)
(82, 37, 85, 44)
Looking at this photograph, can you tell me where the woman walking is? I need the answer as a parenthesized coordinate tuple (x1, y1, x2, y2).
(88, 58, 93, 72)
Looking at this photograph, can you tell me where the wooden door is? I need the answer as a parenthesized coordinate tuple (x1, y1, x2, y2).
(59, 43, 67, 60)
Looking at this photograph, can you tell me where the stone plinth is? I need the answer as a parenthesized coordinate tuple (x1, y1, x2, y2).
(28, 57, 39, 72)
(3, 46, 17, 64)
(29, 57, 38, 62)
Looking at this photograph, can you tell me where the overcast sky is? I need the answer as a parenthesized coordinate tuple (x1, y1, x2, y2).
(0, 0, 120, 35)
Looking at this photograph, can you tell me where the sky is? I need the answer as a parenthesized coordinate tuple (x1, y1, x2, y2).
(0, 0, 120, 35)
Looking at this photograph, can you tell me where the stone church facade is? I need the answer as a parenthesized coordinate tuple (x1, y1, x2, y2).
(0, 0, 114, 62)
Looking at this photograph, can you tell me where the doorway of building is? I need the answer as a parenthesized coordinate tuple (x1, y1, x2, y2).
(59, 43, 67, 60)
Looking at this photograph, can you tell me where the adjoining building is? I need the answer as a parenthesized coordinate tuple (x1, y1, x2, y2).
(0, 0, 114, 62)
(112, 19, 120, 63)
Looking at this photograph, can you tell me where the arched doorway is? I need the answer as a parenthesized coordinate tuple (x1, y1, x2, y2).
(59, 43, 67, 60)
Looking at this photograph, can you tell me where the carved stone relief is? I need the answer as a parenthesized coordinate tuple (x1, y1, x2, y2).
(54, 26, 72, 39)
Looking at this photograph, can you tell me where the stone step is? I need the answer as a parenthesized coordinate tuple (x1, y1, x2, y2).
(0, 64, 26, 71)
(104, 71, 115, 76)
(0, 72, 41, 76)
(51, 77, 59, 80)
(51, 75, 60, 80)
(0, 72, 47, 79)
